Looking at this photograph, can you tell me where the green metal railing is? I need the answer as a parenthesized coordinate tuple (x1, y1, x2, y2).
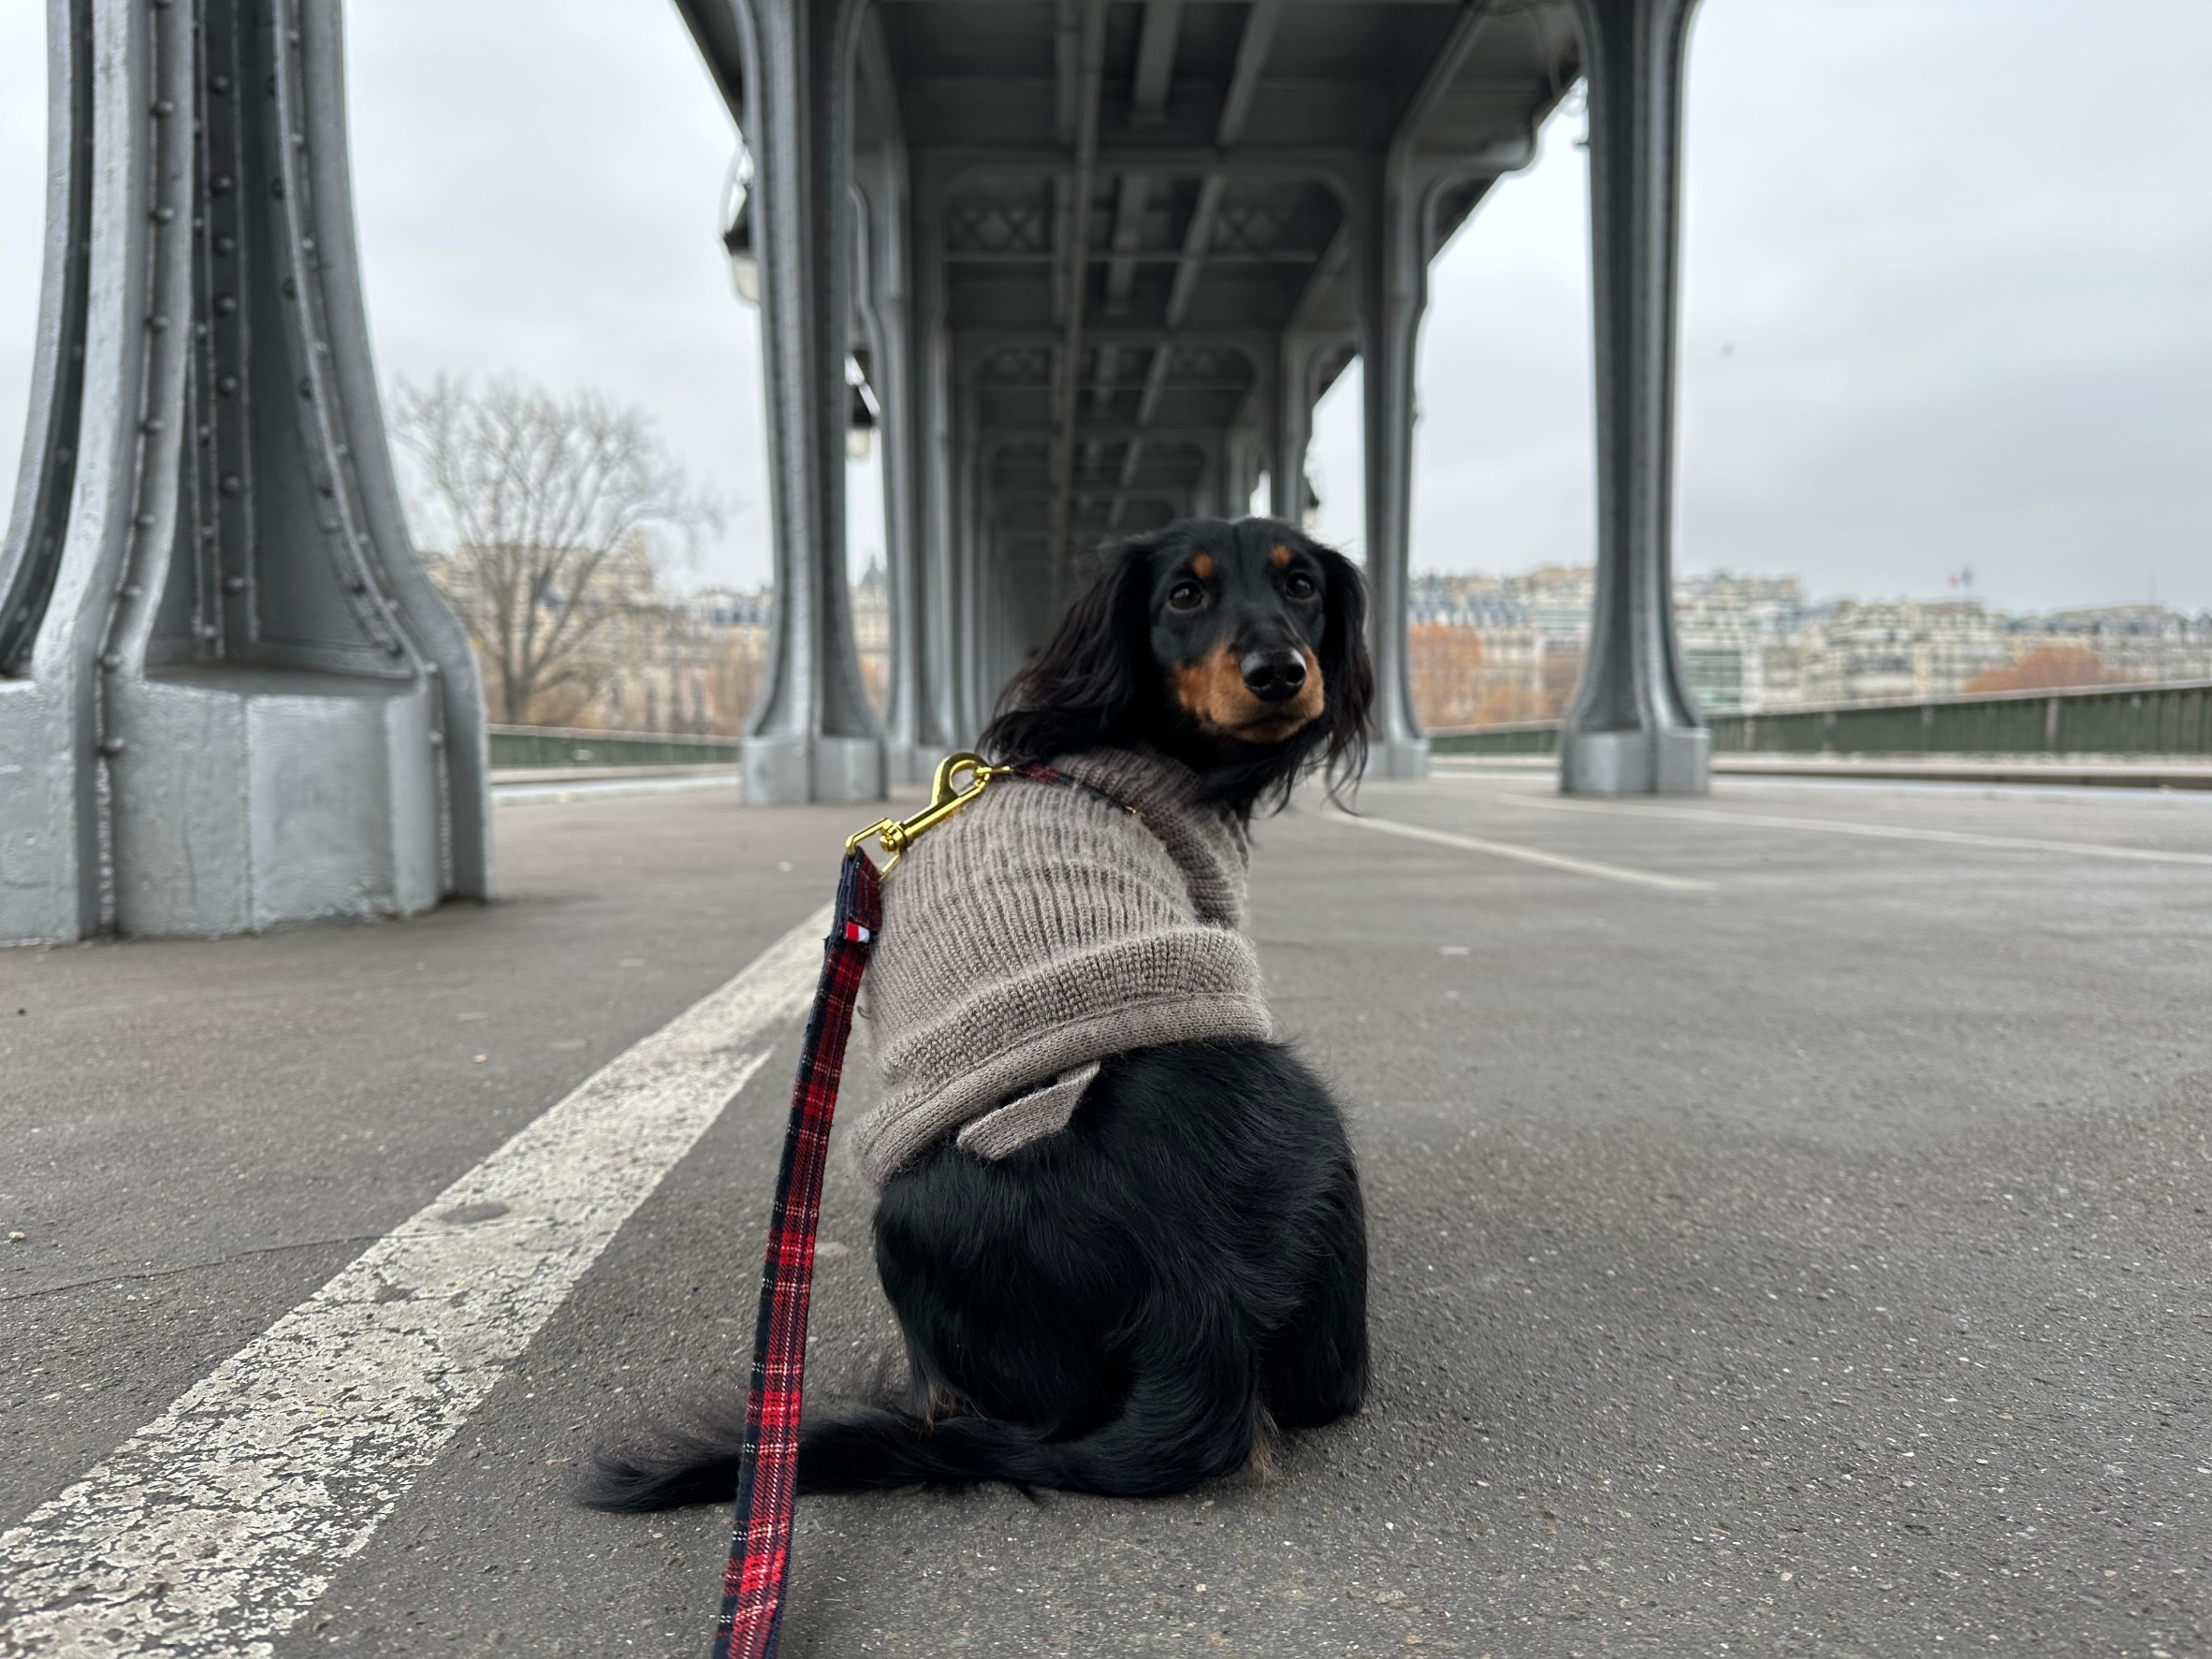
(1431, 678, 2212, 759)
(487, 724, 739, 769)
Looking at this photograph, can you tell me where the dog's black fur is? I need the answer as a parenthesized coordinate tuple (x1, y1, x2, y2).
(582, 517, 1373, 1506)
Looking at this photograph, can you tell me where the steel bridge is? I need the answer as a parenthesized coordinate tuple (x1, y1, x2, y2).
(2, 0, 1708, 943)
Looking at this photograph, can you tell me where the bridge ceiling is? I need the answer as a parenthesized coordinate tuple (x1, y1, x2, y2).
(869, 0, 1581, 566)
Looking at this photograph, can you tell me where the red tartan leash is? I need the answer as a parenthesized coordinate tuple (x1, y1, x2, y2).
(713, 753, 1029, 1659)
(712, 846, 880, 1659)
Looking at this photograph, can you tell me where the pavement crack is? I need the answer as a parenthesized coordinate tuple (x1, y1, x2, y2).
(0, 1232, 388, 1303)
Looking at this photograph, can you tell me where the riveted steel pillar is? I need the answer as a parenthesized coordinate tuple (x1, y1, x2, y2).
(733, 0, 884, 804)
(953, 369, 991, 735)
(1193, 429, 1234, 521)
(1, 0, 488, 945)
(854, 149, 924, 784)
(1354, 167, 1430, 780)
(1559, 0, 1710, 794)
(1225, 426, 1266, 521)
(1268, 330, 1329, 526)
(909, 158, 962, 755)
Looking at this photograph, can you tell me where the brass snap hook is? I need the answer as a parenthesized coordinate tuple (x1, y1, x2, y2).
(845, 750, 998, 873)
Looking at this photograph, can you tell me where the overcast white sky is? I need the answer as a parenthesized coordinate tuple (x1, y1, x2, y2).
(4, 2, 2208, 613)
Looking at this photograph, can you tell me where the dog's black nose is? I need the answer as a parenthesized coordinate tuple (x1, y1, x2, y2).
(1239, 648, 1308, 704)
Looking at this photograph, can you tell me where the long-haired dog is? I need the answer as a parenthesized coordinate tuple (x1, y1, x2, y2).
(583, 516, 1374, 1505)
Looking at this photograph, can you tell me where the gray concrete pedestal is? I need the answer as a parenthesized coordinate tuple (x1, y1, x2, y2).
(742, 733, 886, 806)
(1559, 725, 1710, 797)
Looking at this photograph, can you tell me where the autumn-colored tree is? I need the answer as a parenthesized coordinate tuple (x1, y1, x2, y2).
(1473, 680, 1554, 726)
(1407, 622, 1489, 729)
(1962, 646, 2125, 694)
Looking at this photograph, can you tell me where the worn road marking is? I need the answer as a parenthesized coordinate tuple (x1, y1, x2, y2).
(1496, 793, 2212, 868)
(1324, 810, 1714, 892)
(0, 904, 831, 1659)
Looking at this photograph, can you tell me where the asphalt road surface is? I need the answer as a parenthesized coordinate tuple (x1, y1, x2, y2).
(4, 771, 2208, 1657)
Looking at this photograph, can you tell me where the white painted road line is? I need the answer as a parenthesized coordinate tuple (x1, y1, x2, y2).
(1324, 811, 1714, 892)
(1496, 793, 2212, 868)
(0, 905, 832, 1659)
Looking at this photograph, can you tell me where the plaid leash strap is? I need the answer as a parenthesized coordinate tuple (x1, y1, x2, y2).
(714, 849, 881, 1659)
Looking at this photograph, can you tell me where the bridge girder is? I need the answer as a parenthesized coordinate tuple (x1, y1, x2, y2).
(676, 0, 1701, 798)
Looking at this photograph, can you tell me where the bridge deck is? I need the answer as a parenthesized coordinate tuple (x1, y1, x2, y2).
(4, 776, 2208, 1655)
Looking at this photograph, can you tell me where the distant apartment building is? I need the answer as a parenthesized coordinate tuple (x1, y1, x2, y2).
(1409, 566, 1594, 723)
(1761, 597, 2010, 707)
(1407, 566, 2212, 726)
(851, 558, 890, 711)
(2008, 604, 2212, 684)
(1674, 574, 1810, 712)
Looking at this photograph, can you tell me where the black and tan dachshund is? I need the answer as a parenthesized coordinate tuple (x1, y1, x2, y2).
(584, 516, 1374, 1505)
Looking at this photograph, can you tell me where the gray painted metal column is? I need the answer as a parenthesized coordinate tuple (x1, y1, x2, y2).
(853, 149, 923, 784)
(731, 0, 884, 804)
(1559, 0, 1710, 794)
(908, 157, 962, 756)
(1, 0, 488, 946)
(1266, 332, 1321, 526)
(1354, 166, 1430, 780)
(953, 371, 991, 737)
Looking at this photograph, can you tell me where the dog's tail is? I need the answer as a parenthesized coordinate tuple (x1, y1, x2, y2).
(798, 1346, 1259, 1497)
(579, 1346, 1258, 1508)
(577, 1396, 753, 1512)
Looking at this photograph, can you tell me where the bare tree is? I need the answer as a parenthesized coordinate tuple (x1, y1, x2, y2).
(392, 375, 720, 723)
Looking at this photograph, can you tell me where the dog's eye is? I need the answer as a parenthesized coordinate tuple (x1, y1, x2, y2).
(1284, 571, 1317, 600)
(1167, 579, 1205, 612)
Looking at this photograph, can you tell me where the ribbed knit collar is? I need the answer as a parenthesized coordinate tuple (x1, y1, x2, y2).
(1048, 746, 1250, 927)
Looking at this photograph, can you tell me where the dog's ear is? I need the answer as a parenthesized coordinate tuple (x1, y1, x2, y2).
(982, 532, 1161, 765)
(1311, 539, 1373, 802)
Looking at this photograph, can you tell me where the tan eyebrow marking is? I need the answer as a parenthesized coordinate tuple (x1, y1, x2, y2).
(1190, 553, 1215, 580)
(1271, 544, 1293, 568)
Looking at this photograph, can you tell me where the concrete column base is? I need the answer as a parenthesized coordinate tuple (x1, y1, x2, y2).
(1363, 735, 1430, 781)
(743, 734, 888, 804)
(1559, 726, 1710, 795)
(112, 670, 443, 936)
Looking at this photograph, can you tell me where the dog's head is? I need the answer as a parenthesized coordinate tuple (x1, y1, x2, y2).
(983, 517, 1374, 816)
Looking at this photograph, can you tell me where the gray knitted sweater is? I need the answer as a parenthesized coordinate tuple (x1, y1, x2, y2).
(848, 747, 1272, 1186)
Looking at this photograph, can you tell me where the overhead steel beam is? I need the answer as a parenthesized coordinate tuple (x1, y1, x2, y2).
(1161, 1, 1281, 335)
(1102, 177, 1152, 311)
(1131, 0, 1183, 121)
(963, 325, 1271, 357)
(1089, 342, 1119, 415)
(982, 422, 1233, 445)
(1216, 0, 1283, 145)
(946, 247, 1320, 268)
(1106, 344, 1183, 528)
(931, 138, 1531, 182)
(1045, 0, 1108, 584)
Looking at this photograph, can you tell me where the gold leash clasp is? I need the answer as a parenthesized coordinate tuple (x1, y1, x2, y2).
(844, 750, 999, 874)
